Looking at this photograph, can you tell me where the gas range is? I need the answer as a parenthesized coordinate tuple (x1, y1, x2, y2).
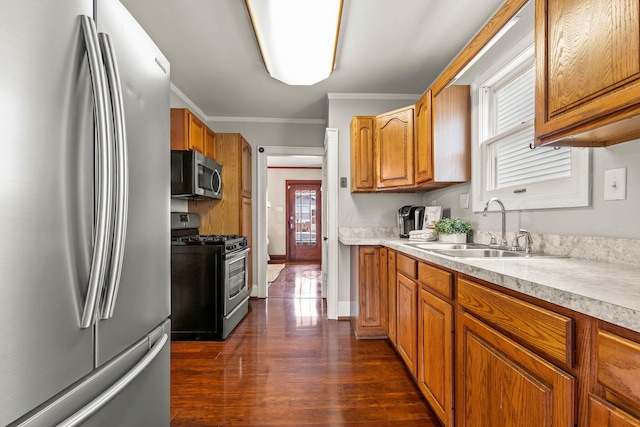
(170, 212, 248, 254)
(171, 233, 248, 253)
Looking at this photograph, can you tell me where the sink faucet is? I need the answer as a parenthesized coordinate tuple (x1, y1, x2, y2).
(483, 198, 508, 247)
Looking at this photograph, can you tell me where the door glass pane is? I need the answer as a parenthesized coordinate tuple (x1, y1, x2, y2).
(295, 190, 316, 246)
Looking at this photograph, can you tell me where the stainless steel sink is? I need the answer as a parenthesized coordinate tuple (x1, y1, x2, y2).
(406, 242, 484, 250)
(434, 248, 527, 258)
(405, 242, 566, 259)
(432, 248, 565, 259)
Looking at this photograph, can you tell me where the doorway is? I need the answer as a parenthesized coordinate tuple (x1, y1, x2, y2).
(286, 180, 322, 262)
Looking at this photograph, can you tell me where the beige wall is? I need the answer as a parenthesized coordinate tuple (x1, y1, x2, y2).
(267, 168, 322, 256)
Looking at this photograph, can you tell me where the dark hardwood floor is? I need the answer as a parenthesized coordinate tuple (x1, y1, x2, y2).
(170, 264, 440, 426)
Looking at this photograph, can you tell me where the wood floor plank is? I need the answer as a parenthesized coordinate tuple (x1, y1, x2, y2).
(171, 264, 439, 426)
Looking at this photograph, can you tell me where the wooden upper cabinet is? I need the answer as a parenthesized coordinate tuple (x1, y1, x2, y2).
(535, 0, 640, 146)
(432, 86, 471, 183)
(414, 90, 434, 185)
(414, 86, 471, 189)
(204, 126, 216, 161)
(375, 106, 415, 189)
(350, 116, 375, 192)
(241, 137, 252, 199)
(171, 108, 216, 157)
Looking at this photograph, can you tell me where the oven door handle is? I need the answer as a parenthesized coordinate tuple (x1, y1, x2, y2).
(224, 248, 250, 262)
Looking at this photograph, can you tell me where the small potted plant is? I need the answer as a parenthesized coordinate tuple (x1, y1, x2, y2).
(434, 218, 472, 243)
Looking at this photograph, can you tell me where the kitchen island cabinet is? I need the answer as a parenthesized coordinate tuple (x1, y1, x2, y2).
(535, 0, 640, 147)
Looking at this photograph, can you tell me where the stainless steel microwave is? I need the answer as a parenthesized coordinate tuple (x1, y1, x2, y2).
(171, 150, 222, 200)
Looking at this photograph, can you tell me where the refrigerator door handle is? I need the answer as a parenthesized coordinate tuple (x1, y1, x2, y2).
(79, 15, 115, 329)
(97, 31, 129, 320)
(56, 333, 168, 427)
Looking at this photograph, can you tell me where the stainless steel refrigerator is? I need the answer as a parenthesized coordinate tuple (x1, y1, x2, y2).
(0, 0, 171, 425)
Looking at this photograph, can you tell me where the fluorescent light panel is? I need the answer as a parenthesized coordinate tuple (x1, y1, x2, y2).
(246, 0, 343, 86)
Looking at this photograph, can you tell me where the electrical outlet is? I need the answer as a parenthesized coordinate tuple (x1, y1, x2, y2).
(604, 167, 626, 201)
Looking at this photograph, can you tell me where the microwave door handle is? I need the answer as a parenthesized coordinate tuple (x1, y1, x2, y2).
(98, 32, 128, 320)
(79, 16, 114, 329)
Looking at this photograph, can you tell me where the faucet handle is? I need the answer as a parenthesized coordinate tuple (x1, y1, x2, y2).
(488, 233, 497, 246)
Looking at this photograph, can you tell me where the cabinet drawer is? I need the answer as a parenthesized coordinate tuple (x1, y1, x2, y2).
(418, 262, 452, 299)
(597, 330, 640, 409)
(458, 278, 574, 366)
(396, 254, 416, 279)
(589, 394, 640, 427)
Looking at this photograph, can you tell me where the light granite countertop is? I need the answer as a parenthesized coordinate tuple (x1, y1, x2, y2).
(339, 229, 640, 333)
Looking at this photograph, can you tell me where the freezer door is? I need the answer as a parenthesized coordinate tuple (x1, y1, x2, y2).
(0, 1, 97, 425)
(9, 321, 170, 427)
(95, 0, 171, 364)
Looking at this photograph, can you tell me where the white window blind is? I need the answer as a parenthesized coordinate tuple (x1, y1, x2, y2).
(474, 44, 590, 211)
(484, 64, 571, 191)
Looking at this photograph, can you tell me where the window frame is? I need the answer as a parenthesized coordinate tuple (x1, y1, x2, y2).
(471, 43, 591, 212)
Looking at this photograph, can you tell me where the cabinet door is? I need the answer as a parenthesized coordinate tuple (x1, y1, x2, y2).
(241, 137, 252, 199)
(457, 312, 575, 427)
(536, 0, 640, 145)
(350, 116, 375, 192)
(204, 127, 216, 160)
(397, 272, 418, 376)
(388, 251, 398, 346)
(375, 107, 415, 189)
(415, 91, 433, 184)
(358, 247, 382, 329)
(432, 85, 470, 183)
(187, 112, 205, 153)
(588, 394, 640, 427)
(418, 286, 454, 427)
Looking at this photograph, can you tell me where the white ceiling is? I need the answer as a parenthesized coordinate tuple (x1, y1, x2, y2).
(119, 0, 507, 122)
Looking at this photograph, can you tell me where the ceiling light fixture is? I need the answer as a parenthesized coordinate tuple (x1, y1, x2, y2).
(245, 0, 343, 86)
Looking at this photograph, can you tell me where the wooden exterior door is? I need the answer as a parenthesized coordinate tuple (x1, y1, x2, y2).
(286, 181, 322, 262)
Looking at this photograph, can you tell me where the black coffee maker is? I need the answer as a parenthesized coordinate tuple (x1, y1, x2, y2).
(397, 205, 426, 238)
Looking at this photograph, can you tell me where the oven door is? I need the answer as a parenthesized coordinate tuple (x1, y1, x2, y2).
(223, 248, 250, 316)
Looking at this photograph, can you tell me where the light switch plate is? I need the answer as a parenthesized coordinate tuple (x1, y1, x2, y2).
(460, 193, 470, 209)
(340, 177, 347, 188)
(604, 167, 626, 201)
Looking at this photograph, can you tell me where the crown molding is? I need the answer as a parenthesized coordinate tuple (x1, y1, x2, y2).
(326, 92, 422, 100)
(207, 116, 326, 125)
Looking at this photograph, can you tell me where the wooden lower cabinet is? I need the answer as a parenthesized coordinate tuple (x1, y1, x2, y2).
(456, 311, 575, 426)
(589, 394, 640, 427)
(418, 285, 453, 427)
(351, 246, 387, 338)
(396, 272, 418, 377)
